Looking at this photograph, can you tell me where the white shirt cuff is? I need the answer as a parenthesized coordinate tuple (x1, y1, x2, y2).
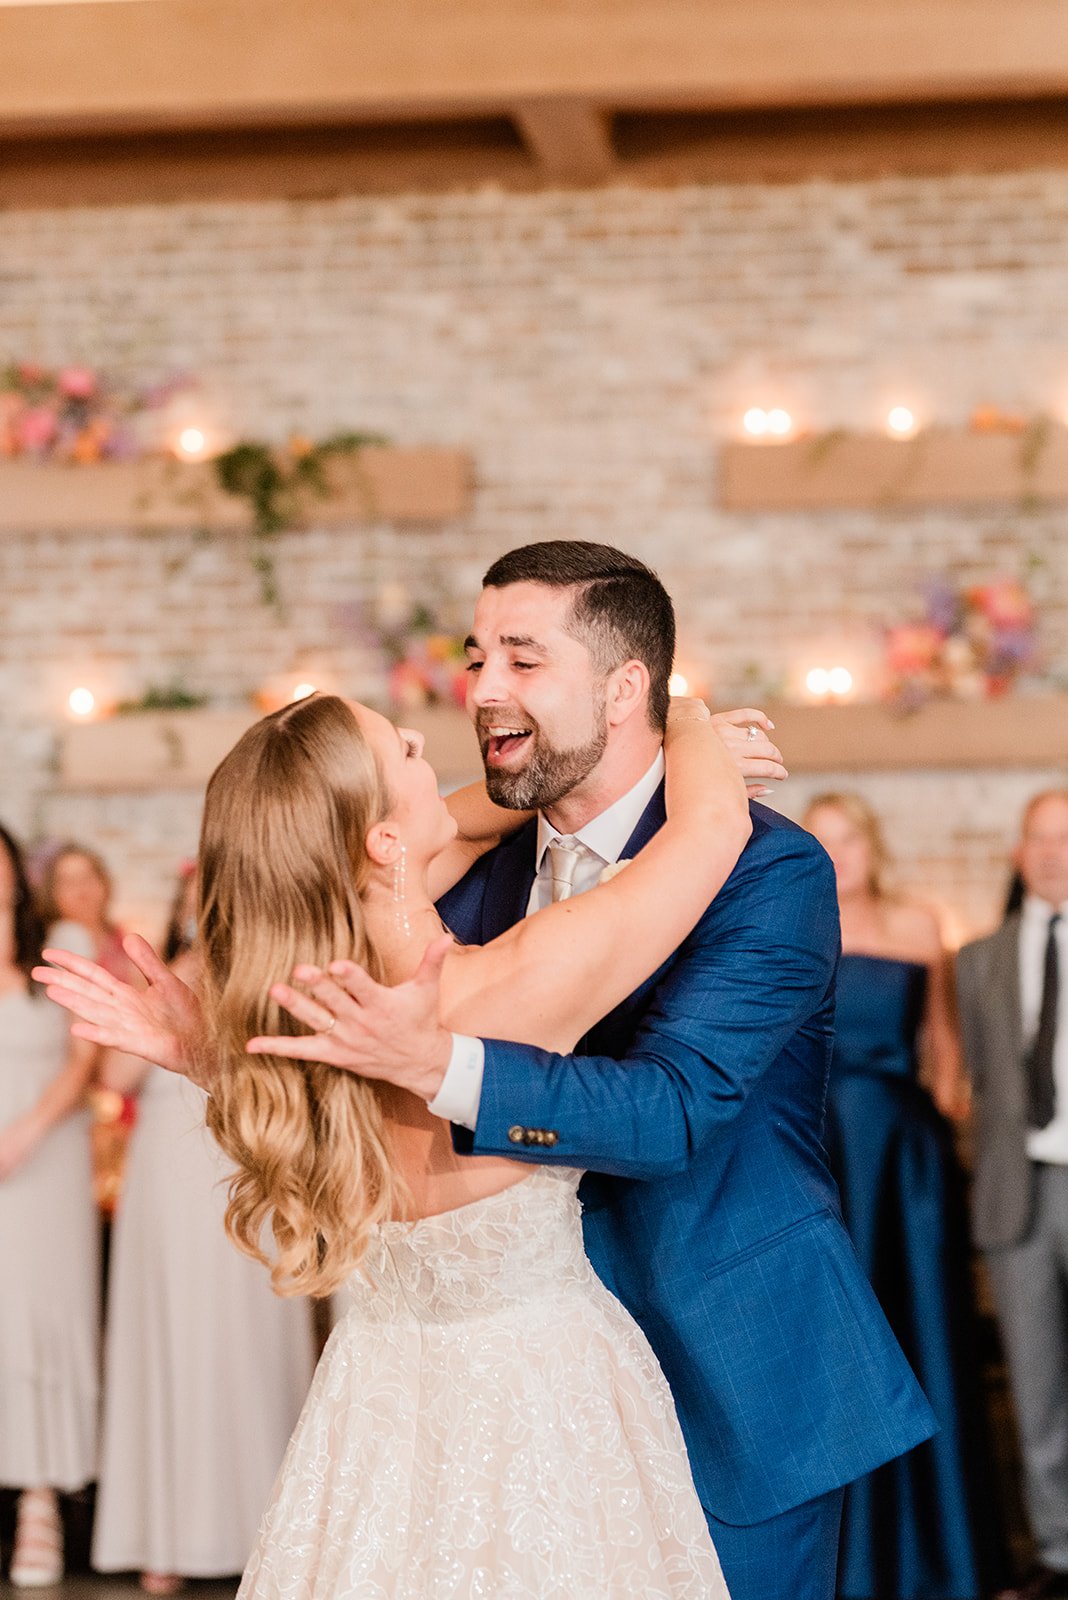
(426, 1034, 486, 1131)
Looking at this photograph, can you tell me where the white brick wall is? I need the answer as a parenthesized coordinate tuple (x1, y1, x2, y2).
(1, 175, 1066, 938)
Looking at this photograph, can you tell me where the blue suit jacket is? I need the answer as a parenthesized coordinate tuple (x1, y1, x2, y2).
(438, 791, 935, 1526)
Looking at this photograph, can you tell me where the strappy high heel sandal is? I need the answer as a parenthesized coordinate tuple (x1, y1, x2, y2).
(9, 1488, 64, 1588)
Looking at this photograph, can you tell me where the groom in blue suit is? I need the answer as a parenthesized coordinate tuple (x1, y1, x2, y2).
(319, 542, 935, 1600)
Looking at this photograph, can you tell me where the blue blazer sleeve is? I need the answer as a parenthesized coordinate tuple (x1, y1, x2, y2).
(461, 823, 840, 1179)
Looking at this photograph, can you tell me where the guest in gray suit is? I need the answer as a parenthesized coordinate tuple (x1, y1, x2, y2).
(957, 789, 1068, 1600)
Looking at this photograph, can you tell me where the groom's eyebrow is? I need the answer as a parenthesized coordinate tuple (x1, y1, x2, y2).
(462, 634, 549, 655)
(499, 634, 549, 654)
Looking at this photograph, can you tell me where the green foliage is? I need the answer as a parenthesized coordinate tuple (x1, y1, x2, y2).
(213, 431, 387, 608)
(115, 681, 208, 714)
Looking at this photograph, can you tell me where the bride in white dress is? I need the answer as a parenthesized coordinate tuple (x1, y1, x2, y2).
(37, 692, 758, 1599)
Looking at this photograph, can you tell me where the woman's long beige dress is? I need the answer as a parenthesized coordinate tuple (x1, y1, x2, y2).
(0, 945, 99, 1490)
(92, 1062, 317, 1577)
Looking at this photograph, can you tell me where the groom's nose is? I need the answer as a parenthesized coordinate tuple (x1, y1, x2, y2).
(469, 656, 509, 706)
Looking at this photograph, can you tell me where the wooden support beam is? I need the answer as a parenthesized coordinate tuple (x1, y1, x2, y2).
(2, 0, 1068, 141)
(514, 97, 615, 183)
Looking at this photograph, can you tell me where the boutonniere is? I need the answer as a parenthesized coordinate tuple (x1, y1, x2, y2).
(597, 858, 632, 886)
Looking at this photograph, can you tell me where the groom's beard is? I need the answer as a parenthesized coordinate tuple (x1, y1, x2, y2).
(476, 697, 608, 811)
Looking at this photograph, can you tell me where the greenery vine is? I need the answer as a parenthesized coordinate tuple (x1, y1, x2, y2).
(213, 431, 386, 608)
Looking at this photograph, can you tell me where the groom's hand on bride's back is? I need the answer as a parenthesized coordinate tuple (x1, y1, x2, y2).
(247, 934, 455, 1100)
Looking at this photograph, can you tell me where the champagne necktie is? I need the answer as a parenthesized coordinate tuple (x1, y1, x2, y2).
(548, 838, 585, 903)
(1027, 911, 1062, 1130)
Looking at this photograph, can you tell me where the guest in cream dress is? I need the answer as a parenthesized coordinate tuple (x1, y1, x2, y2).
(0, 824, 98, 1588)
(92, 866, 318, 1594)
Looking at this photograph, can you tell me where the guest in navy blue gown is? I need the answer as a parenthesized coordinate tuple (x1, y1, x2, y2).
(805, 792, 1009, 1600)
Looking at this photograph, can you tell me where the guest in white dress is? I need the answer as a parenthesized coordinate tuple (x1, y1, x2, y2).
(0, 825, 98, 1588)
(92, 865, 318, 1595)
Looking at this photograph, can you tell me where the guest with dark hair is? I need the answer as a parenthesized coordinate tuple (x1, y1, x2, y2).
(804, 792, 1008, 1600)
(0, 825, 98, 1587)
(92, 862, 317, 1595)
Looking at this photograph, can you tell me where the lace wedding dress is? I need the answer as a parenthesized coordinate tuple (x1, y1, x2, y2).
(239, 1166, 729, 1600)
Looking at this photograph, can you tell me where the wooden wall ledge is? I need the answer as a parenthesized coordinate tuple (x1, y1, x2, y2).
(720, 428, 1068, 511)
(762, 695, 1068, 771)
(56, 703, 481, 792)
(54, 695, 1066, 794)
(0, 447, 472, 533)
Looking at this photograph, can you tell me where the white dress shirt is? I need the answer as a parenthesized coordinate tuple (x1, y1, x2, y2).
(428, 752, 666, 1130)
(1022, 892, 1068, 1164)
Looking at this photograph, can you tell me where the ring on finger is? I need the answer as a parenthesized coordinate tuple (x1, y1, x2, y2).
(321, 1013, 337, 1035)
(745, 723, 760, 742)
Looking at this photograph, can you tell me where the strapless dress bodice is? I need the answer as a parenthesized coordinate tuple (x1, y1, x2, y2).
(338, 1166, 593, 1326)
(831, 953, 928, 1082)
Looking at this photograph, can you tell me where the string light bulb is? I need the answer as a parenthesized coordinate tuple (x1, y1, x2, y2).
(806, 666, 854, 701)
(668, 673, 690, 697)
(887, 407, 916, 438)
(291, 682, 316, 701)
(766, 408, 793, 437)
(68, 687, 96, 718)
(743, 408, 769, 437)
(175, 427, 208, 460)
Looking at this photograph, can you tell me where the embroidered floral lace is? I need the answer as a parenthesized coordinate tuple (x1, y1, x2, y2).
(239, 1166, 728, 1599)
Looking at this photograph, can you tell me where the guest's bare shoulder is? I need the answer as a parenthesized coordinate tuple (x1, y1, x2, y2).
(880, 899, 945, 963)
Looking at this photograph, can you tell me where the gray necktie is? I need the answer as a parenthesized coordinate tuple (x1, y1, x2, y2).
(1028, 912, 1062, 1130)
(548, 837, 586, 903)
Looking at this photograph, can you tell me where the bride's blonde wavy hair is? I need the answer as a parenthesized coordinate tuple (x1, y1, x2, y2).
(198, 693, 407, 1298)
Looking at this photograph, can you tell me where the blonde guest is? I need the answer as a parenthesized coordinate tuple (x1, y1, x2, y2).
(0, 825, 98, 1588)
(92, 864, 317, 1595)
(803, 793, 1007, 1600)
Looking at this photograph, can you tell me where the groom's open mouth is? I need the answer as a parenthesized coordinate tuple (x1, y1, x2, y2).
(483, 725, 534, 767)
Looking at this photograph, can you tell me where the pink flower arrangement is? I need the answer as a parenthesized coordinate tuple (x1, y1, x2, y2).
(371, 592, 470, 711)
(0, 360, 191, 463)
(884, 576, 1037, 706)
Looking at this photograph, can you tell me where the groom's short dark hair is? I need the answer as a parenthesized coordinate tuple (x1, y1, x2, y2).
(482, 541, 676, 731)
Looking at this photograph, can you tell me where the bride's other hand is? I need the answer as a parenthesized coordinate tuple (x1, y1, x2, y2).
(709, 707, 787, 796)
(32, 934, 209, 1086)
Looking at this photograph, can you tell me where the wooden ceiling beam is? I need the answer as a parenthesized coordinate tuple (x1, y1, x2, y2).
(513, 97, 615, 183)
(2, 0, 1068, 140)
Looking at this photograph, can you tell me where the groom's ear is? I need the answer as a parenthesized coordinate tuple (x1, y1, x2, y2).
(365, 821, 403, 868)
(605, 659, 650, 726)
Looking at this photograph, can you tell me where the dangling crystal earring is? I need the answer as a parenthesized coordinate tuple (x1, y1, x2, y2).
(392, 844, 411, 938)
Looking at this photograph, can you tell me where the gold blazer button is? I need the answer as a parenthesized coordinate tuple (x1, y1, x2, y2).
(508, 1126, 525, 1144)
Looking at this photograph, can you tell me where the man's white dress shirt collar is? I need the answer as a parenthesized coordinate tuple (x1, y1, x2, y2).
(534, 750, 665, 875)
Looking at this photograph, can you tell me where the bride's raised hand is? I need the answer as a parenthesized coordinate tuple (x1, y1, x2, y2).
(32, 934, 209, 1085)
(709, 706, 787, 796)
